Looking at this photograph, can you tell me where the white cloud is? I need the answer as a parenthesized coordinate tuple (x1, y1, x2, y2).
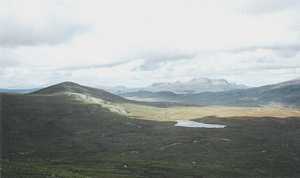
(0, 0, 88, 47)
(239, 0, 300, 14)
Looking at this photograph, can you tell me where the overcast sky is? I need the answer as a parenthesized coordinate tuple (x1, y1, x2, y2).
(1, 0, 300, 88)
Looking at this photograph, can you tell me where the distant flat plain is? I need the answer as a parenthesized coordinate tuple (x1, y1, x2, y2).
(121, 103, 300, 121)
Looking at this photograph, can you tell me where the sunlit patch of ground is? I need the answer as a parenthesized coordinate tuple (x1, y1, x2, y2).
(62, 92, 300, 121)
(66, 92, 128, 115)
(121, 103, 300, 121)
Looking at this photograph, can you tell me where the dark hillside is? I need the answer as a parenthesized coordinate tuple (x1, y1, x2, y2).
(33, 81, 127, 102)
(2, 92, 300, 178)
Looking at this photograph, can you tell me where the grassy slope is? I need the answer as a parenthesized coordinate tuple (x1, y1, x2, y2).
(2, 93, 300, 178)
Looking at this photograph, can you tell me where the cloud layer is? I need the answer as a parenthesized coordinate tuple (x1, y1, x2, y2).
(0, 18, 86, 47)
(0, 0, 88, 47)
(0, 0, 300, 88)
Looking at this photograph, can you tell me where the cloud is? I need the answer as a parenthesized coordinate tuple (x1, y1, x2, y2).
(0, 18, 87, 47)
(135, 50, 197, 71)
(0, 0, 88, 47)
(0, 48, 19, 68)
(130, 46, 300, 86)
(240, 0, 300, 14)
(0, 0, 300, 88)
(230, 44, 300, 58)
(132, 44, 300, 74)
(55, 60, 133, 71)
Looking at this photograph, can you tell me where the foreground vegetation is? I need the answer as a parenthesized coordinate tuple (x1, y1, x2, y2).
(2, 93, 300, 178)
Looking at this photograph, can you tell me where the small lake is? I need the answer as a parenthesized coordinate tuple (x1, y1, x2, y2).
(175, 120, 226, 128)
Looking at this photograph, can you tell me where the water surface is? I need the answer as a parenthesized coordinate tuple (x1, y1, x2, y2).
(175, 120, 226, 128)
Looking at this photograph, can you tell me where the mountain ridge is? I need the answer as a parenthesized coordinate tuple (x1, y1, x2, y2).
(121, 78, 300, 107)
(32, 81, 128, 103)
(31, 81, 188, 108)
(0, 88, 39, 94)
(104, 77, 249, 94)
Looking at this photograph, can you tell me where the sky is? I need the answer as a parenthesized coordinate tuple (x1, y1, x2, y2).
(0, 0, 300, 88)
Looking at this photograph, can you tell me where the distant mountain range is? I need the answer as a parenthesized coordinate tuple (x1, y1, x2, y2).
(32, 81, 184, 107)
(2, 78, 300, 107)
(0, 78, 246, 95)
(121, 79, 300, 107)
(0, 88, 39, 94)
(104, 78, 248, 94)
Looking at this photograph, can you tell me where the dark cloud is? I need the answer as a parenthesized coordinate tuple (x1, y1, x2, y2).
(55, 60, 132, 71)
(137, 51, 197, 71)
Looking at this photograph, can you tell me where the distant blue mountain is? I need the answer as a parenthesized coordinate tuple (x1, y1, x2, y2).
(121, 78, 300, 107)
(105, 78, 248, 94)
(0, 88, 39, 94)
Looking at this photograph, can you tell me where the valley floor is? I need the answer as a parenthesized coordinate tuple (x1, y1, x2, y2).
(122, 103, 300, 121)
